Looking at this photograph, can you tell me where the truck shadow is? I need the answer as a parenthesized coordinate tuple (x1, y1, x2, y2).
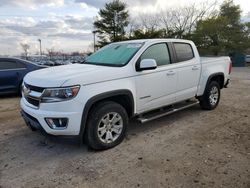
(0, 93, 20, 98)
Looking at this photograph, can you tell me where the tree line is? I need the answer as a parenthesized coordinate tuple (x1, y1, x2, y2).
(94, 0, 250, 55)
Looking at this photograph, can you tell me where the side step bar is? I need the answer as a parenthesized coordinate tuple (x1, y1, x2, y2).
(137, 100, 199, 123)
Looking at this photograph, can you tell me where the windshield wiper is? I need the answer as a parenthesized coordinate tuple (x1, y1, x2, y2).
(84, 61, 122, 67)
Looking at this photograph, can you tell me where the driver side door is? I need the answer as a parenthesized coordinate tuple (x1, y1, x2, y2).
(135, 43, 177, 113)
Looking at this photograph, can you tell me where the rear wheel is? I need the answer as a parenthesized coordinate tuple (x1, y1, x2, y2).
(85, 101, 128, 150)
(199, 81, 220, 110)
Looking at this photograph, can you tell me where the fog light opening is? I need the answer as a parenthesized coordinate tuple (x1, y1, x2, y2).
(45, 118, 68, 129)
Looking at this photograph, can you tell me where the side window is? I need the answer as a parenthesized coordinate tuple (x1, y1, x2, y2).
(173, 43, 194, 62)
(141, 43, 170, 66)
(0, 61, 26, 70)
(16, 61, 26, 68)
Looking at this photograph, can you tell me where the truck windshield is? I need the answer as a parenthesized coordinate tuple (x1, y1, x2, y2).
(85, 43, 143, 67)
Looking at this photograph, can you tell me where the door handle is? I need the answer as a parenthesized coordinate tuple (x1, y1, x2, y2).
(192, 66, 199, 70)
(166, 71, 175, 76)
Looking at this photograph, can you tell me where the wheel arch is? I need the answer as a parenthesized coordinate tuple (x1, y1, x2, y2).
(79, 89, 135, 138)
(206, 72, 225, 89)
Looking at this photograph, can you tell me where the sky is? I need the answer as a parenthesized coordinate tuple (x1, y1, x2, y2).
(0, 0, 249, 56)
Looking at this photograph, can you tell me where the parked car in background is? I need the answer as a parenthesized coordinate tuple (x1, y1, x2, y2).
(37, 60, 55, 66)
(0, 57, 46, 95)
(245, 55, 250, 63)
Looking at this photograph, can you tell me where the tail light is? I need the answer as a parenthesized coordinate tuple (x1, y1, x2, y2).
(229, 60, 232, 74)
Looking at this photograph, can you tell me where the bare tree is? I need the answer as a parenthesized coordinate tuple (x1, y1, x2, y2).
(127, 1, 217, 39)
(20, 43, 30, 60)
(47, 48, 55, 60)
(127, 17, 140, 38)
(160, 9, 174, 35)
(87, 42, 95, 53)
(159, 1, 218, 38)
(126, 13, 162, 38)
(138, 13, 159, 32)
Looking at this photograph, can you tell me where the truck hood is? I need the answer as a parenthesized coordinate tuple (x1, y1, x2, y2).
(24, 64, 130, 87)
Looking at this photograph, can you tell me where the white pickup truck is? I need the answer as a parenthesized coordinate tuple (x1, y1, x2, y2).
(21, 39, 231, 150)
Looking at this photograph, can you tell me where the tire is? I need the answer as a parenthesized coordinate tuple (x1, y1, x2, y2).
(85, 101, 128, 150)
(199, 81, 220, 110)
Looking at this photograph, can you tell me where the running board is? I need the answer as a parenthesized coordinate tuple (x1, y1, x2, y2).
(137, 100, 199, 123)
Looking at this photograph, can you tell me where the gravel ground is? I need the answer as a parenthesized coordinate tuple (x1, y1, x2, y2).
(0, 67, 250, 188)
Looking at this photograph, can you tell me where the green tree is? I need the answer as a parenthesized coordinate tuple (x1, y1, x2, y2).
(219, 0, 249, 53)
(192, 17, 228, 55)
(94, 0, 129, 47)
(129, 28, 167, 39)
(244, 22, 250, 53)
(192, 0, 250, 55)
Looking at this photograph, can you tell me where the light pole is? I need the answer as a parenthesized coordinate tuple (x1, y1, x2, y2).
(92, 30, 97, 52)
(38, 39, 42, 57)
(114, 11, 117, 41)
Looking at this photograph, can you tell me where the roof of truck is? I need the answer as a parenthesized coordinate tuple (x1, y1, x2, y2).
(113, 38, 192, 44)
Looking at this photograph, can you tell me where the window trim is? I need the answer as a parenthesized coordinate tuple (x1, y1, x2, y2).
(173, 42, 195, 63)
(135, 42, 172, 71)
(0, 68, 26, 72)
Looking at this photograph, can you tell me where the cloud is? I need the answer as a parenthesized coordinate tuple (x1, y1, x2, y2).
(242, 11, 250, 22)
(0, 14, 94, 55)
(0, 15, 93, 37)
(0, 0, 64, 9)
(75, 0, 156, 9)
(49, 32, 92, 40)
(0, 17, 36, 27)
(75, 0, 105, 8)
(64, 15, 93, 30)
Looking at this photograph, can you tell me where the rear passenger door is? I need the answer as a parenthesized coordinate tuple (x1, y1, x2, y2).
(0, 59, 27, 93)
(173, 43, 201, 102)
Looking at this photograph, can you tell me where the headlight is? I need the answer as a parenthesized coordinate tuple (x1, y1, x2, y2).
(41, 85, 80, 103)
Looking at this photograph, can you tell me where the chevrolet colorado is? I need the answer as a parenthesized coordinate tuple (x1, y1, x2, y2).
(20, 39, 231, 150)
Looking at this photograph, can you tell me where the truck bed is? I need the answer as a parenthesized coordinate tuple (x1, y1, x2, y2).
(200, 56, 230, 64)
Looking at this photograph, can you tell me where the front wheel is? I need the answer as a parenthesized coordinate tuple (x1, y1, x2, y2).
(199, 81, 221, 110)
(85, 101, 128, 150)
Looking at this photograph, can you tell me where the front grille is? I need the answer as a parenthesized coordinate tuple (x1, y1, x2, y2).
(25, 96, 40, 107)
(23, 83, 44, 107)
(24, 83, 45, 93)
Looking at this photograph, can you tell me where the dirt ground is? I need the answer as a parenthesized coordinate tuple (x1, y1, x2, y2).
(0, 67, 250, 188)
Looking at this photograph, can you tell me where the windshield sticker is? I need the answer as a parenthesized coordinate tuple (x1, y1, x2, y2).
(126, 43, 142, 48)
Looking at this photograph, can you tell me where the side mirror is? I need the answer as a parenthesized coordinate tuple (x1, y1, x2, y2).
(137, 59, 157, 71)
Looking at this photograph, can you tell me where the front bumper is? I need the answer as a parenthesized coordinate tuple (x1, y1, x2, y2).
(224, 79, 230, 88)
(20, 97, 83, 136)
(21, 109, 44, 131)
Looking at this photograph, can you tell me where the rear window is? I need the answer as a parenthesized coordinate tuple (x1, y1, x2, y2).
(173, 43, 194, 62)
